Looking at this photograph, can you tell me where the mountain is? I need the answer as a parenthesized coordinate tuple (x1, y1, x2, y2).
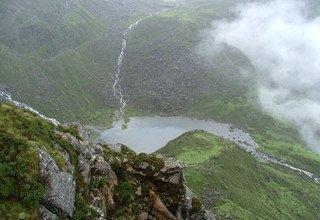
(0, 0, 166, 123)
(0, 103, 212, 219)
(2, 0, 317, 171)
(157, 130, 320, 219)
(0, 0, 256, 123)
(1, 0, 320, 219)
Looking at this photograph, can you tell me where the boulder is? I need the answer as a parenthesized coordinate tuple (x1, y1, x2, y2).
(38, 149, 75, 217)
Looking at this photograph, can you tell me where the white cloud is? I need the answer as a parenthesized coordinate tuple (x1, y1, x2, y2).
(202, 0, 320, 152)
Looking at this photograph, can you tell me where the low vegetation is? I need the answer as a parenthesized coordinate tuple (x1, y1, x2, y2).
(158, 130, 320, 219)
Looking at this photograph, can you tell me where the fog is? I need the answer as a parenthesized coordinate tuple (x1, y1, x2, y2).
(200, 0, 320, 153)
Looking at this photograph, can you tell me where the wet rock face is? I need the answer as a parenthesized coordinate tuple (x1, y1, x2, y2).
(38, 149, 75, 217)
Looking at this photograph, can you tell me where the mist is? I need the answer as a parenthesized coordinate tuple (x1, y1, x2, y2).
(200, 0, 320, 153)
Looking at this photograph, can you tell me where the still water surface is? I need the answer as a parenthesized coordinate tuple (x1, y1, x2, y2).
(99, 116, 257, 153)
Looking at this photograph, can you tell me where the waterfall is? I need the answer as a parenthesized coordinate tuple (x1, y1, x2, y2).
(112, 9, 169, 120)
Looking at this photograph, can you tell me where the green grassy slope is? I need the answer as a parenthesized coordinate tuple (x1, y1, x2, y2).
(0, 0, 166, 123)
(0, 103, 69, 218)
(157, 130, 320, 219)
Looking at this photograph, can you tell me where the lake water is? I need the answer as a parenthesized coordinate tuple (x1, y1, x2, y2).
(98, 116, 258, 153)
(96, 116, 320, 184)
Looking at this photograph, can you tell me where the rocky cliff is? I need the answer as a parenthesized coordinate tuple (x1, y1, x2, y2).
(0, 103, 214, 219)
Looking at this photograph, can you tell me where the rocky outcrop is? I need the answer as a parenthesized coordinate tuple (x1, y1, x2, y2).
(110, 151, 214, 219)
(35, 123, 213, 219)
(38, 149, 75, 217)
(90, 156, 118, 218)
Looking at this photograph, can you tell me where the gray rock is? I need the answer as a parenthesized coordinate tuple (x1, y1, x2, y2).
(91, 156, 110, 175)
(78, 154, 91, 184)
(109, 143, 122, 152)
(139, 161, 151, 170)
(89, 156, 118, 218)
(64, 122, 90, 140)
(38, 149, 75, 217)
(38, 206, 56, 220)
(159, 156, 182, 173)
(62, 133, 103, 159)
(135, 186, 142, 196)
(61, 132, 106, 184)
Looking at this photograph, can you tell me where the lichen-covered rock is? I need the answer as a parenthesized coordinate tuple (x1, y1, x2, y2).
(38, 149, 75, 217)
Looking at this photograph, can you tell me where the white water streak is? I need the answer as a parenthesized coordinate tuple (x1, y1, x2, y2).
(0, 91, 60, 126)
(112, 9, 169, 120)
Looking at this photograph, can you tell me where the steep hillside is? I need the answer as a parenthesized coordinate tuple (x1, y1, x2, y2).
(157, 130, 320, 219)
(0, 0, 166, 123)
(0, 0, 260, 123)
(0, 103, 212, 219)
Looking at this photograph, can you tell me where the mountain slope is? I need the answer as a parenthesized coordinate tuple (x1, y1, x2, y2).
(1, 0, 319, 187)
(157, 130, 320, 219)
(0, 0, 166, 123)
(0, 103, 211, 219)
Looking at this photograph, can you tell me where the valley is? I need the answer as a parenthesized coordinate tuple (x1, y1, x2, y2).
(1, 0, 320, 219)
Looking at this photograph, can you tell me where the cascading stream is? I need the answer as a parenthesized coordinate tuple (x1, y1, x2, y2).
(112, 9, 168, 120)
(0, 91, 60, 126)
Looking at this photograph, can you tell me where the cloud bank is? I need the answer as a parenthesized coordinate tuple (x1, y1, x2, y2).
(202, 0, 320, 152)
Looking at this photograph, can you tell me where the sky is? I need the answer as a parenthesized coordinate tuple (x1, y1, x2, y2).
(200, 0, 320, 153)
